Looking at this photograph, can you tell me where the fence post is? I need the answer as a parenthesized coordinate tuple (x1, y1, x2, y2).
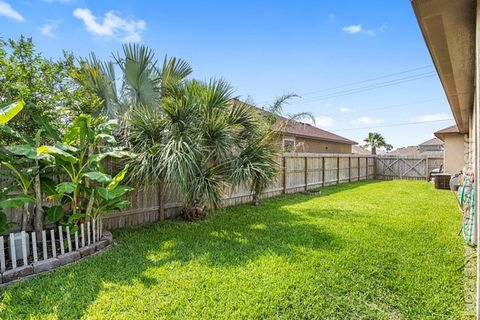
(348, 157, 351, 182)
(358, 157, 361, 181)
(336, 156, 340, 184)
(283, 156, 287, 194)
(304, 157, 308, 191)
(322, 157, 325, 187)
(373, 156, 377, 179)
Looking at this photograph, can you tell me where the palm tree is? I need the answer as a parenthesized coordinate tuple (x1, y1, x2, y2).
(127, 79, 278, 217)
(265, 93, 315, 128)
(363, 132, 388, 155)
(74, 44, 280, 215)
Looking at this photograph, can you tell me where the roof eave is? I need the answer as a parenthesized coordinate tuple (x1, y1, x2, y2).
(411, 0, 476, 134)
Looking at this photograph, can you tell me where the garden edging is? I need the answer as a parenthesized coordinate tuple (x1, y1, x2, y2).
(0, 230, 113, 286)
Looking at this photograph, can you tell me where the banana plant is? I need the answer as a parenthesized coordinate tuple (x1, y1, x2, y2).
(37, 114, 133, 231)
(0, 100, 25, 125)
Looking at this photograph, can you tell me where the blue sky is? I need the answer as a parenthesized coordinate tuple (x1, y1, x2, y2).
(0, 0, 454, 148)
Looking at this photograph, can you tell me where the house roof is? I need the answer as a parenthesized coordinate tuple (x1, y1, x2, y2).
(434, 125, 460, 141)
(419, 137, 444, 146)
(389, 146, 420, 156)
(232, 99, 357, 145)
(389, 145, 443, 157)
(411, 0, 475, 133)
(352, 145, 371, 155)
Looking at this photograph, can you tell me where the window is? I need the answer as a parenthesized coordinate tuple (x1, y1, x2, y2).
(283, 137, 295, 152)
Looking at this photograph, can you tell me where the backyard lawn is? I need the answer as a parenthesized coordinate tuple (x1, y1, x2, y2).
(0, 180, 466, 319)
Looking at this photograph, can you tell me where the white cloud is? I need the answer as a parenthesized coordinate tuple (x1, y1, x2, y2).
(352, 116, 383, 125)
(39, 20, 61, 38)
(314, 116, 334, 128)
(73, 8, 146, 42)
(343, 24, 362, 34)
(0, 0, 24, 21)
(411, 113, 453, 122)
(343, 24, 386, 36)
(339, 107, 355, 113)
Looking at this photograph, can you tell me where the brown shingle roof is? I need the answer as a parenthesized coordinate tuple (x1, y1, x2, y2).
(434, 125, 460, 141)
(232, 99, 357, 145)
(419, 137, 444, 146)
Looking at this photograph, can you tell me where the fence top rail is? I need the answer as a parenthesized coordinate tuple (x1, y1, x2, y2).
(283, 152, 375, 158)
(376, 155, 443, 160)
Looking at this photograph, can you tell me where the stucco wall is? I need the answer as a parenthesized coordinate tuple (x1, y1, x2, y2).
(443, 134, 465, 173)
(292, 137, 352, 153)
(279, 135, 353, 154)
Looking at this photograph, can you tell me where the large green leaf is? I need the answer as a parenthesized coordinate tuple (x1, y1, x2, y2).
(107, 166, 128, 190)
(41, 177, 57, 196)
(96, 133, 116, 144)
(37, 145, 78, 164)
(83, 171, 112, 183)
(44, 205, 65, 222)
(97, 185, 133, 200)
(5, 145, 38, 159)
(0, 100, 24, 125)
(63, 115, 92, 147)
(28, 105, 61, 142)
(67, 212, 85, 224)
(55, 182, 77, 194)
(89, 150, 135, 163)
(0, 195, 35, 209)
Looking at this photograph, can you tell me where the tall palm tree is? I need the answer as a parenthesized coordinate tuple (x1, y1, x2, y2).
(363, 132, 388, 155)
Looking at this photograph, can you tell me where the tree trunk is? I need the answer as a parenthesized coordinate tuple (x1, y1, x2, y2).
(371, 146, 377, 155)
(252, 193, 260, 206)
(21, 203, 30, 231)
(33, 174, 43, 242)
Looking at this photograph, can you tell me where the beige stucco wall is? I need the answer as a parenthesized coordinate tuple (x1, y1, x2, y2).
(443, 134, 465, 173)
(294, 137, 352, 153)
(279, 135, 352, 153)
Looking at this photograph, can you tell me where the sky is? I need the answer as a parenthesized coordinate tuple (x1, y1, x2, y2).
(0, 0, 455, 148)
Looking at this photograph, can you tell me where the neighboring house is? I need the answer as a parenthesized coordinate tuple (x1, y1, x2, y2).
(232, 99, 357, 153)
(352, 145, 371, 155)
(418, 137, 444, 153)
(388, 138, 443, 157)
(412, 0, 480, 310)
(434, 125, 465, 173)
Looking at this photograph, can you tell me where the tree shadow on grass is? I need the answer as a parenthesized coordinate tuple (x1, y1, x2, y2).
(0, 194, 345, 320)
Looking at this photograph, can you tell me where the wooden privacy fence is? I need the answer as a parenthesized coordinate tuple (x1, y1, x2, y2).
(375, 155, 443, 180)
(101, 153, 376, 229)
(2, 153, 442, 232)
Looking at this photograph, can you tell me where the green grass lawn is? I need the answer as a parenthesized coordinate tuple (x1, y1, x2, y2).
(0, 180, 467, 319)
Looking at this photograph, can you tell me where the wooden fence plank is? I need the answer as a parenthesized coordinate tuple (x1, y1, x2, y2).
(21, 231, 27, 266)
(42, 230, 47, 260)
(58, 226, 64, 255)
(51, 229, 56, 258)
(31, 232, 38, 263)
(0, 236, 5, 272)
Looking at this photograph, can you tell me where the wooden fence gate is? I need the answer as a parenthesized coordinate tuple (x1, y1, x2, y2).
(375, 155, 443, 180)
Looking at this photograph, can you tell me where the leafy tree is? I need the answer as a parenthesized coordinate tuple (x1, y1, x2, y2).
(363, 132, 388, 155)
(0, 36, 99, 142)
